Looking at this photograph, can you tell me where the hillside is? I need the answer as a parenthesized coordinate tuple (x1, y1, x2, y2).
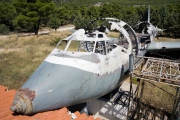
(1, 0, 179, 5)
(53, 0, 180, 5)
(0, 0, 179, 37)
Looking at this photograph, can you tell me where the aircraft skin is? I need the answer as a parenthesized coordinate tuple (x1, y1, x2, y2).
(10, 6, 180, 115)
(148, 42, 180, 51)
(11, 18, 138, 114)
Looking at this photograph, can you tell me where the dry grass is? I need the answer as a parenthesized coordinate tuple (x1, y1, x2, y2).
(107, 32, 119, 38)
(154, 37, 180, 42)
(135, 80, 176, 114)
(0, 31, 71, 90)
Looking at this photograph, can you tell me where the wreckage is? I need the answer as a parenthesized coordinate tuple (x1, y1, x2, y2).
(10, 16, 180, 115)
(10, 18, 144, 114)
(134, 5, 180, 51)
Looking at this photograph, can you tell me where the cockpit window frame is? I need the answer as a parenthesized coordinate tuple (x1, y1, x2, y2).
(56, 39, 108, 55)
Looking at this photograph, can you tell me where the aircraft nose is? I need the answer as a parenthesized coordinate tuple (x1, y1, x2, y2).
(10, 88, 35, 115)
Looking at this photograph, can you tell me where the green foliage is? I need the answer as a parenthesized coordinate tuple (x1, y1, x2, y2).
(13, 15, 38, 32)
(87, 6, 100, 18)
(48, 16, 61, 30)
(132, 77, 139, 84)
(0, 24, 10, 35)
(50, 37, 61, 46)
(13, 0, 55, 34)
(0, 0, 179, 38)
(0, 0, 13, 3)
(0, 3, 16, 30)
(73, 13, 91, 29)
(52, 6, 73, 25)
(53, 0, 179, 5)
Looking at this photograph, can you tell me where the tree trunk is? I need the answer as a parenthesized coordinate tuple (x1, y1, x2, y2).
(34, 17, 41, 35)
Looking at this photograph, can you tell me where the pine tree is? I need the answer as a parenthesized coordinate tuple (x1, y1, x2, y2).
(13, 0, 55, 34)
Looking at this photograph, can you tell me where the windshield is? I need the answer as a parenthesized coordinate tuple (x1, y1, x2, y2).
(56, 40, 109, 55)
(56, 40, 95, 52)
(55, 30, 130, 55)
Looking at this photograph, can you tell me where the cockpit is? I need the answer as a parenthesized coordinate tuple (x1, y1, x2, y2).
(56, 18, 139, 56)
(56, 31, 110, 55)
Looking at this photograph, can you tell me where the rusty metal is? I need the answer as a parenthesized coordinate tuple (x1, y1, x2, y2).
(133, 56, 180, 87)
(10, 88, 35, 115)
(10, 18, 138, 115)
(19, 88, 36, 101)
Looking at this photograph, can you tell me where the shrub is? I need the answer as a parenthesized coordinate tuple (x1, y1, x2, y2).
(0, 24, 10, 35)
(50, 37, 61, 46)
(48, 16, 61, 31)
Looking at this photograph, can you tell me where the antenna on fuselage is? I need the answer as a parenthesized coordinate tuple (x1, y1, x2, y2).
(147, 5, 150, 23)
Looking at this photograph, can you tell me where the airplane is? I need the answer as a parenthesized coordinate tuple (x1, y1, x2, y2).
(134, 5, 163, 39)
(134, 5, 180, 52)
(10, 9, 180, 115)
(10, 18, 143, 115)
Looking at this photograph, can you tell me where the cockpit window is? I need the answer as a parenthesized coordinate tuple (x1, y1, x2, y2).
(56, 40, 67, 50)
(56, 40, 95, 52)
(98, 34, 103, 38)
(87, 34, 96, 38)
(95, 41, 106, 55)
(56, 40, 107, 55)
(67, 41, 80, 51)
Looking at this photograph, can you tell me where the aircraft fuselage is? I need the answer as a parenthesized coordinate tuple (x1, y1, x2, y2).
(11, 18, 139, 115)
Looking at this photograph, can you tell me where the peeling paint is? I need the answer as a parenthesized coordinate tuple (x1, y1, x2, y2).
(10, 88, 35, 114)
(11, 18, 139, 115)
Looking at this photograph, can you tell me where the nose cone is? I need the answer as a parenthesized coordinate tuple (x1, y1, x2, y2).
(10, 88, 35, 115)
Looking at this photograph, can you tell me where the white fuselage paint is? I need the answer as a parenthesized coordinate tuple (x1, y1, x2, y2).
(11, 18, 137, 115)
(45, 55, 100, 74)
(45, 45, 129, 75)
(45, 21, 133, 76)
